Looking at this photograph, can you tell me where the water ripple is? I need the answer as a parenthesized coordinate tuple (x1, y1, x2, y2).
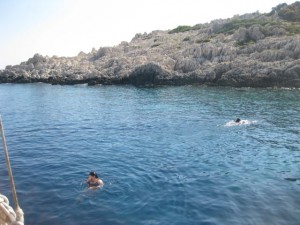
(0, 84, 299, 225)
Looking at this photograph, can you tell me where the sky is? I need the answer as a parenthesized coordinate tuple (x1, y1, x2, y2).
(0, 0, 296, 69)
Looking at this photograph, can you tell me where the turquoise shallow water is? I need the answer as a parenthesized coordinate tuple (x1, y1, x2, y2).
(0, 83, 299, 225)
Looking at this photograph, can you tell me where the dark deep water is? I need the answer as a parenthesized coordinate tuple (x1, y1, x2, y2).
(0, 83, 299, 225)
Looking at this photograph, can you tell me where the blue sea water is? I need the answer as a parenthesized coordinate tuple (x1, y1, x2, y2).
(0, 83, 299, 225)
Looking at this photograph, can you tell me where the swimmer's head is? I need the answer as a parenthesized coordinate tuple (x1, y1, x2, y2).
(89, 171, 98, 178)
(235, 118, 241, 123)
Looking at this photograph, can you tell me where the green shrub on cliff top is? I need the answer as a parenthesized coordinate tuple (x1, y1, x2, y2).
(285, 23, 300, 35)
(169, 25, 192, 33)
(169, 24, 204, 34)
(216, 19, 275, 34)
(169, 2, 300, 35)
(272, 2, 300, 22)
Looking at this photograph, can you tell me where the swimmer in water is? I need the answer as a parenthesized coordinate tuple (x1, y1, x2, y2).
(225, 118, 253, 126)
(235, 118, 246, 124)
(86, 171, 104, 189)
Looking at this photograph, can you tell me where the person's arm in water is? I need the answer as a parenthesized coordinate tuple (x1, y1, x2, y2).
(88, 179, 104, 189)
(98, 178, 104, 186)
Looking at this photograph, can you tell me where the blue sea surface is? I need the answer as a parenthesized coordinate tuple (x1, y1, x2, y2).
(0, 83, 299, 225)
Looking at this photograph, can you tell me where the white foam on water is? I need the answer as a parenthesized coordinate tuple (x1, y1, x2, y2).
(224, 120, 257, 127)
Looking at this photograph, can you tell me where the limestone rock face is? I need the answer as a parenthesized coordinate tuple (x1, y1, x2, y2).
(1, 1, 300, 87)
(126, 63, 170, 86)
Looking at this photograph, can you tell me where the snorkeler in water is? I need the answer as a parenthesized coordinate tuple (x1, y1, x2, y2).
(86, 171, 104, 189)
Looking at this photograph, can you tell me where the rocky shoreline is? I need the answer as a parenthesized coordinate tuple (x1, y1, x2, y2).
(1, 2, 300, 87)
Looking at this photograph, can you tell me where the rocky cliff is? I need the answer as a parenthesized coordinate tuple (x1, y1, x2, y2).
(1, 2, 300, 87)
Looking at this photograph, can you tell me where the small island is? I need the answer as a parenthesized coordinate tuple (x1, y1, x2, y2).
(1, 2, 300, 87)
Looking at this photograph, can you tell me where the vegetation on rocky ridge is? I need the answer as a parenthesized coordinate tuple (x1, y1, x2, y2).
(1, 1, 300, 87)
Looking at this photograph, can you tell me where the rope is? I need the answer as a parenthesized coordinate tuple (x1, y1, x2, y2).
(0, 194, 23, 225)
(0, 194, 16, 224)
(0, 116, 24, 225)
